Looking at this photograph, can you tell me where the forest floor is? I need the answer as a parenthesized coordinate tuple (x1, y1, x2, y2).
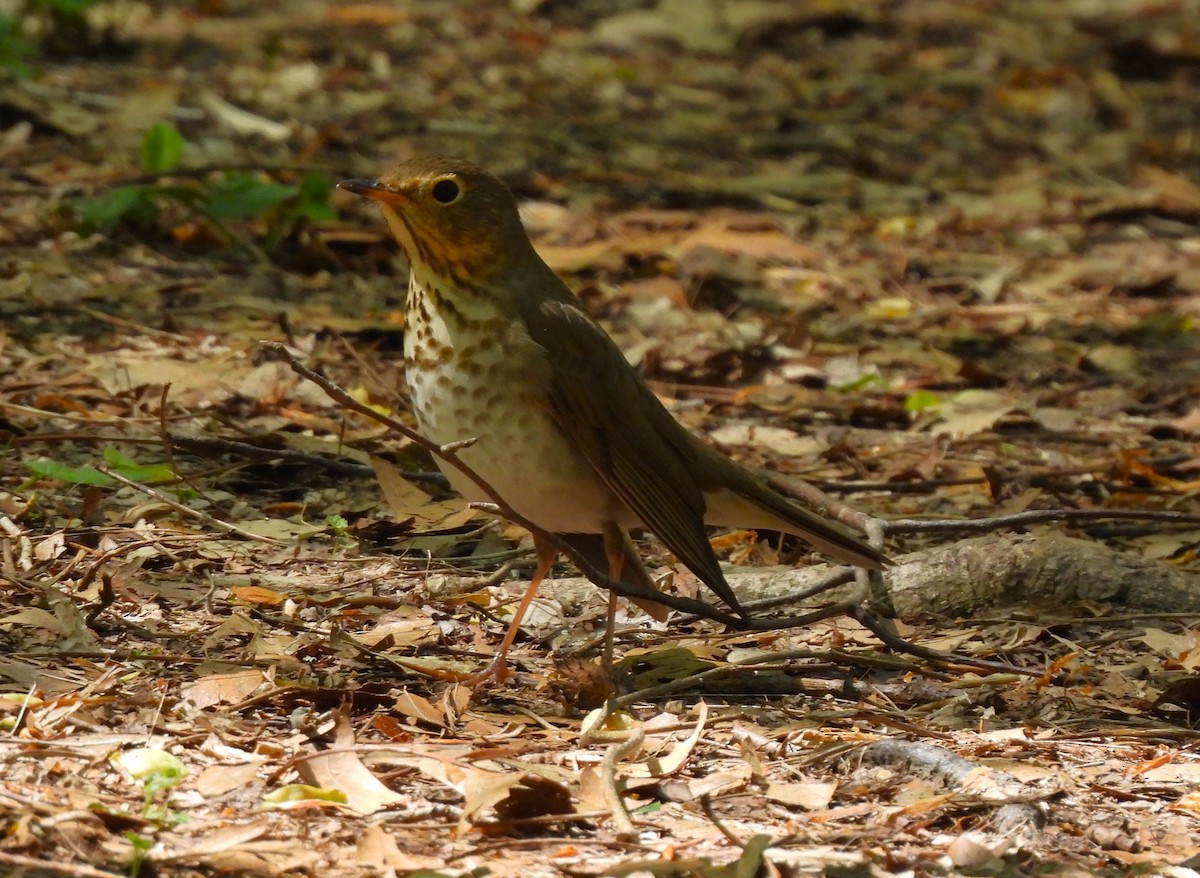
(2, 1, 1200, 876)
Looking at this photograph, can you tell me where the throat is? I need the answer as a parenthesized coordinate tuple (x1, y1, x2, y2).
(403, 272, 510, 380)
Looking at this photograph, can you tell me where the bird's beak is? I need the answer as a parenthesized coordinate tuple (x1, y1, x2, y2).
(337, 179, 406, 205)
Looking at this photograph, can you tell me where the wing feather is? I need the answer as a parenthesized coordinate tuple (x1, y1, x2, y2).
(522, 297, 743, 613)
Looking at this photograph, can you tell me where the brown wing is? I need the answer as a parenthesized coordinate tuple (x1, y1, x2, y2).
(522, 297, 744, 615)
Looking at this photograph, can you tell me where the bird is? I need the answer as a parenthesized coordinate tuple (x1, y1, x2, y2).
(338, 156, 889, 682)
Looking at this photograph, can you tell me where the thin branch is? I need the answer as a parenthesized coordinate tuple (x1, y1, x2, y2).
(599, 729, 644, 842)
(699, 793, 748, 848)
(851, 606, 1036, 676)
(156, 383, 217, 508)
(262, 342, 742, 626)
(739, 567, 857, 612)
(883, 508, 1200, 532)
(0, 851, 122, 878)
(262, 341, 1040, 679)
(94, 465, 282, 546)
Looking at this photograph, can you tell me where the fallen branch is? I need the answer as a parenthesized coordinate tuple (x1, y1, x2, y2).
(94, 464, 283, 546)
(262, 341, 1038, 678)
(531, 533, 1200, 618)
(260, 342, 736, 624)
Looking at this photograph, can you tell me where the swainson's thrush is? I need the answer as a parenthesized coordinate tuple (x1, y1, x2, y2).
(340, 156, 888, 681)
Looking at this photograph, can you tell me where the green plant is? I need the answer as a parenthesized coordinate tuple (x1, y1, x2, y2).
(124, 831, 151, 878)
(115, 747, 189, 822)
(904, 389, 941, 413)
(35, 0, 104, 33)
(23, 446, 178, 489)
(80, 121, 338, 257)
(1, 0, 108, 73)
(324, 512, 357, 550)
(0, 13, 34, 75)
(109, 747, 189, 877)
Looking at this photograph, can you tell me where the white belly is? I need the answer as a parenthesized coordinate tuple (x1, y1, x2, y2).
(405, 278, 624, 534)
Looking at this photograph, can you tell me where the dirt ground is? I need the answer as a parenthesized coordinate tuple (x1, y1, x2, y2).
(2, 1, 1200, 876)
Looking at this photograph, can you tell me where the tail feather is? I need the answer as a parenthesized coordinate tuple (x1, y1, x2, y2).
(703, 485, 890, 570)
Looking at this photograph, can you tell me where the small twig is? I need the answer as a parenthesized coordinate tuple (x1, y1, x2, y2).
(767, 467, 1200, 534)
(264, 342, 1046, 679)
(335, 334, 409, 410)
(170, 434, 427, 481)
(75, 306, 193, 343)
(9, 682, 38, 739)
(699, 793, 746, 848)
(475, 559, 518, 588)
(600, 729, 645, 842)
(74, 538, 178, 592)
(510, 705, 566, 733)
(883, 508, 1200, 532)
(852, 606, 1037, 677)
(83, 573, 116, 626)
(262, 342, 741, 626)
(34, 547, 88, 589)
(611, 661, 738, 710)
(444, 832, 649, 861)
(609, 641, 893, 710)
(610, 635, 1033, 711)
(94, 465, 283, 546)
(740, 594, 870, 632)
(0, 851, 123, 878)
(156, 383, 213, 507)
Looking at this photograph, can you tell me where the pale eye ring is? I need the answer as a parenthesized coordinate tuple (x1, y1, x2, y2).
(431, 178, 461, 204)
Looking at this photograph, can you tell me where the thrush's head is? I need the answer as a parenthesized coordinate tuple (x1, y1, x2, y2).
(339, 156, 537, 285)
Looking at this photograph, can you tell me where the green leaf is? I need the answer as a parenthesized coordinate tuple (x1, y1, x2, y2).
(263, 784, 348, 807)
(102, 447, 138, 469)
(102, 448, 176, 483)
(0, 15, 33, 76)
(140, 122, 184, 174)
(116, 748, 187, 783)
(80, 185, 156, 233)
(296, 200, 337, 222)
(904, 390, 942, 413)
(204, 174, 298, 220)
(45, 0, 102, 16)
(25, 450, 175, 487)
(832, 372, 881, 393)
(295, 171, 337, 221)
(117, 463, 177, 483)
(25, 459, 113, 486)
(124, 831, 152, 852)
(152, 183, 209, 211)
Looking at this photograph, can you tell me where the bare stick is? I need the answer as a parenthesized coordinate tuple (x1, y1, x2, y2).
(94, 465, 282, 546)
(884, 508, 1200, 532)
(260, 342, 740, 625)
(599, 730, 644, 842)
(261, 342, 1037, 678)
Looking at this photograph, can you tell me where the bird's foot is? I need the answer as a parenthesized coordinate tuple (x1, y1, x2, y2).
(463, 656, 512, 686)
(390, 655, 512, 685)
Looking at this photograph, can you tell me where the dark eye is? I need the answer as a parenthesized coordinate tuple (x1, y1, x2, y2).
(431, 178, 460, 204)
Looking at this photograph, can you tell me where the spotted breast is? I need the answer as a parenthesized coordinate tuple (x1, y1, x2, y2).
(404, 266, 629, 535)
